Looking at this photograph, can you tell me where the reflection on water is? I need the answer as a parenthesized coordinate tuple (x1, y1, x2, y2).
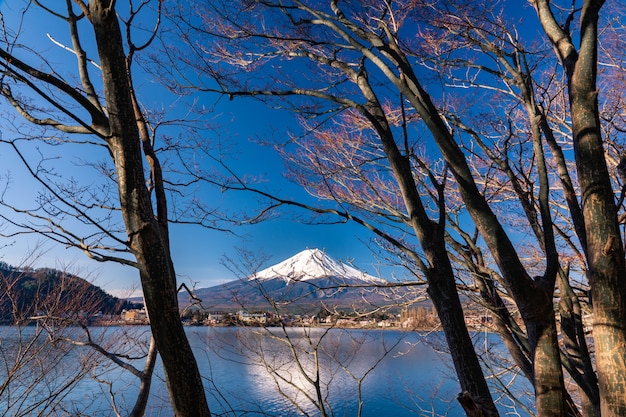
(0, 326, 532, 416)
(191, 327, 448, 416)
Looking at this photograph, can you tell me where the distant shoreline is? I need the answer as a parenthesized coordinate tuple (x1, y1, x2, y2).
(84, 319, 495, 334)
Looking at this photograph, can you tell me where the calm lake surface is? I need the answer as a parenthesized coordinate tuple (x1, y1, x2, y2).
(0, 326, 532, 416)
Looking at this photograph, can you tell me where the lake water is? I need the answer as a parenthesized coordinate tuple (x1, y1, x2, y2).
(0, 326, 532, 416)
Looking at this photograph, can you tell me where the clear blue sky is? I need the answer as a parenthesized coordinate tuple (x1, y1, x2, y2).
(0, 1, 406, 297)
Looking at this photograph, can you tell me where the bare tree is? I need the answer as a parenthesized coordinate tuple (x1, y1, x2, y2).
(162, 0, 626, 415)
(531, 2, 626, 416)
(0, 1, 211, 416)
(0, 252, 155, 417)
(0, 258, 96, 416)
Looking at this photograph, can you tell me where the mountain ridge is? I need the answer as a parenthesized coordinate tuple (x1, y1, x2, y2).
(180, 248, 392, 311)
(0, 262, 133, 324)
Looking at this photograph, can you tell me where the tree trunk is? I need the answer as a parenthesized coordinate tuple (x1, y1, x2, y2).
(532, 1, 626, 414)
(129, 337, 158, 417)
(426, 262, 499, 417)
(371, 107, 499, 416)
(393, 64, 567, 416)
(524, 297, 567, 417)
(569, 3, 626, 416)
(570, 50, 626, 417)
(87, 1, 211, 416)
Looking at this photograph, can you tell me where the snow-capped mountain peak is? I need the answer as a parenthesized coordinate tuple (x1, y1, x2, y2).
(252, 248, 383, 284)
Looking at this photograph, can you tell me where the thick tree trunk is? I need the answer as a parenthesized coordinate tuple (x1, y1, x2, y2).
(371, 109, 499, 416)
(568, 3, 626, 416)
(392, 65, 567, 416)
(524, 298, 567, 417)
(570, 48, 626, 417)
(532, 1, 626, 414)
(86, 1, 211, 416)
(426, 262, 499, 417)
(571, 79, 626, 417)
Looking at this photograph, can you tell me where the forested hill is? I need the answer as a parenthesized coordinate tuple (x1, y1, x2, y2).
(0, 262, 133, 324)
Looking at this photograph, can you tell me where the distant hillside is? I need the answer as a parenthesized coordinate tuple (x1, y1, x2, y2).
(0, 262, 133, 324)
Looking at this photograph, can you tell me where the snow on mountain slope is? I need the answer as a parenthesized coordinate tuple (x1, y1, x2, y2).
(252, 248, 384, 284)
(177, 248, 396, 309)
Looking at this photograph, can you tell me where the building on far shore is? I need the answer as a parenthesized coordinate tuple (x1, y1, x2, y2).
(122, 307, 149, 324)
(203, 311, 227, 325)
(236, 310, 267, 325)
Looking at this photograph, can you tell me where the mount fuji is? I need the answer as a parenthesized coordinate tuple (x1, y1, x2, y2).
(253, 248, 384, 284)
(183, 249, 390, 312)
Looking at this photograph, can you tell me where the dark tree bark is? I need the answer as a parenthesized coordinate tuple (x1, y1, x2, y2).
(426, 262, 498, 417)
(389, 32, 568, 417)
(84, 2, 211, 416)
(372, 106, 499, 415)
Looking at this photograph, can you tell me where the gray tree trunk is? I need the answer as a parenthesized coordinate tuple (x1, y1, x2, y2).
(533, 0, 626, 414)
